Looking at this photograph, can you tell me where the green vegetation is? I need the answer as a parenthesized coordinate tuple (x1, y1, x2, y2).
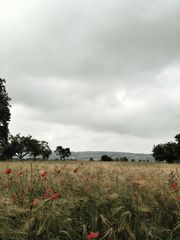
(4, 134, 52, 160)
(0, 78, 11, 159)
(0, 161, 179, 240)
(153, 134, 180, 163)
(55, 146, 71, 160)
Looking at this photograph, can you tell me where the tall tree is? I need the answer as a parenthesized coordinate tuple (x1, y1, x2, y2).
(153, 141, 177, 163)
(55, 146, 71, 160)
(175, 133, 180, 160)
(9, 134, 32, 160)
(163, 142, 176, 163)
(0, 78, 11, 158)
(29, 138, 42, 160)
(40, 141, 52, 160)
(152, 144, 165, 162)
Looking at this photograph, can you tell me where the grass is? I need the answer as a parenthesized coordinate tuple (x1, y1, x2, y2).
(0, 161, 179, 240)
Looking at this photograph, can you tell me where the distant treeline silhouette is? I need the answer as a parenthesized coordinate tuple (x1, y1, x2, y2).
(1, 78, 180, 162)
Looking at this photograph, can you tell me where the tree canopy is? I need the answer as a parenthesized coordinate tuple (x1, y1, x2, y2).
(0, 78, 11, 158)
(153, 134, 180, 163)
(55, 146, 71, 160)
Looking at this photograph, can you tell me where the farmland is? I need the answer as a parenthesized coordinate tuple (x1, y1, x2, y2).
(0, 161, 180, 240)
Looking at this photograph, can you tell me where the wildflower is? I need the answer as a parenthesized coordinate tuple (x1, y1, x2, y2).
(87, 232, 99, 239)
(33, 198, 40, 206)
(43, 188, 52, 199)
(39, 170, 47, 177)
(4, 168, 12, 174)
(47, 187, 53, 192)
(171, 182, 178, 191)
(50, 192, 61, 200)
(73, 168, 79, 173)
(176, 196, 180, 201)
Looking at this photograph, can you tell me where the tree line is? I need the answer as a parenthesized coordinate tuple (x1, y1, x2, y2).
(1, 77, 180, 163)
(0, 78, 71, 160)
(152, 134, 180, 163)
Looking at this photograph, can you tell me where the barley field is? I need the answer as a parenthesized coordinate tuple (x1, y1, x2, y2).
(0, 161, 179, 240)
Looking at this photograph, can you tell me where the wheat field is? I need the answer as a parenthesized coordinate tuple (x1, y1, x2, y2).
(0, 161, 179, 240)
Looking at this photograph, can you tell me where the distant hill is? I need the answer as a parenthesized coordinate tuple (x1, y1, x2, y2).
(51, 151, 154, 161)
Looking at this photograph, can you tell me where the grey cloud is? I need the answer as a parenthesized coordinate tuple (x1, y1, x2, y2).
(0, 0, 180, 152)
(1, 0, 180, 80)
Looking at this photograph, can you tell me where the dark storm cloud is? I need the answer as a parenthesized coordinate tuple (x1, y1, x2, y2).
(0, 0, 180, 152)
(1, 0, 180, 80)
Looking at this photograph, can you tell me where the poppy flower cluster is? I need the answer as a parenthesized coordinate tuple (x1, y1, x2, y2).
(33, 198, 40, 206)
(43, 188, 53, 199)
(50, 192, 61, 200)
(39, 170, 48, 177)
(171, 182, 178, 191)
(87, 232, 99, 239)
(4, 168, 12, 174)
(42, 188, 61, 200)
(33, 191, 60, 206)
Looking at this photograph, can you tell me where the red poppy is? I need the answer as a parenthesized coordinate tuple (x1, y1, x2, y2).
(171, 182, 178, 191)
(33, 198, 40, 206)
(39, 170, 47, 177)
(176, 196, 180, 201)
(87, 232, 99, 239)
(43, 188, 52, 199)
(50, 192, 61, 200)
(4, 168, 12, 174)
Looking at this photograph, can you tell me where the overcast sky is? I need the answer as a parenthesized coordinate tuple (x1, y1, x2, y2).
(0, 0, 180, 153)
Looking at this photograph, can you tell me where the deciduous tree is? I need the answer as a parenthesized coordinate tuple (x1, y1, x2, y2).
(9, 134, 32, 160)
(55, 146, 71, 160)
(0, 78, 11, 158)
(40, 141, 52, 160)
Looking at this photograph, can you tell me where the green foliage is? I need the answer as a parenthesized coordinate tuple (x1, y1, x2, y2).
(29, 139, 42, 160)
(6, 134, 52, 160)
(101, 155, 112, 161)
(153, 134, 180, 163)
(40, 141, 52, 160)
(0, 78, 11, 159)
(8, 134, 33, 160)
(120, 156, 129, 162)
(55, 146, 71, 160)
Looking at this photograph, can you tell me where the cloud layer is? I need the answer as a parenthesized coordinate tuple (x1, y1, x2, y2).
(0, 0, 180, 152)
